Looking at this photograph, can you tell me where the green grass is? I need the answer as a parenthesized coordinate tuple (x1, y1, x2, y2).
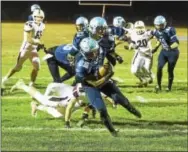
(1, 23, 188, 151)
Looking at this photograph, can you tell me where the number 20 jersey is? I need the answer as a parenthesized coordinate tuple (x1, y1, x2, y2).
(130, 30, 152, 56)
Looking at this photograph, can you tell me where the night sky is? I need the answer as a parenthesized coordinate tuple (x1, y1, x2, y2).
(2, 1, 188, 25)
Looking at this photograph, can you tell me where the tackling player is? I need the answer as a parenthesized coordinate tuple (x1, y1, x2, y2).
(151, 15, 180, 92)
(1, 9, 45, 90)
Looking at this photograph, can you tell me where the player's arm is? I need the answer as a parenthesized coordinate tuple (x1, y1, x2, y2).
(169, 27, 179, 49)
(85, 63, 114, 88)
(152, 40, 161, 54)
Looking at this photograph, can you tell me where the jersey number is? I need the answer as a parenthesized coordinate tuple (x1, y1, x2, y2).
(63, 44, 73, 50)
(35, 31, 42, 39)
(137, 39, 147, 47)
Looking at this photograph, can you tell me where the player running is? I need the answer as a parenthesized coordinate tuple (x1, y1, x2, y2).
(1, 9, 45, 92)
(124, 21, 154, 87)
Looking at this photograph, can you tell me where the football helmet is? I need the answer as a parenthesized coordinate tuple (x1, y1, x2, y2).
(134, 20, 146, 35)
(113, 16, 126, 28)
(89, 17, 108, 36)
(31, 4, 41, 12)
(32, 9, 45, 24)
(154, 15, 167, 30)
(75, 16, 88, 32)
(79, 37, 99, 60)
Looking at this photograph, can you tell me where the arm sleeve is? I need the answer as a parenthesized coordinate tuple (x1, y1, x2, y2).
(170, 27, 179, 43)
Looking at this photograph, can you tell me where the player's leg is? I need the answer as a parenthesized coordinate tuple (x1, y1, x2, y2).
(100, 81, 142, 118)
(131, 54, 146, 86)
(59, 63, 75, 82)
(84, 86, 117, 136)
(167, 50, 179, 91)
(2, 47, 30, 88)
(143, 57, 153, 84)
(13, 79, 59, 107)
(32, 102, 64, 118)
(156, 50, 168, 92)
(46, 57, 62, 83)
(29, 51, 40, 86)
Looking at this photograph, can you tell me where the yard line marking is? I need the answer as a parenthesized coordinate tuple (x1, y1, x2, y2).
(2, 127, 187, 133)
(3, 77, 187, 82)
(2, 96, 187, 102)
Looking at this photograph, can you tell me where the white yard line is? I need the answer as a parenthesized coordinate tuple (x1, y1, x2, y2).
(3, 77, 187, 82)
(2, 96, 187, 102)
(2, 126, 187, 133)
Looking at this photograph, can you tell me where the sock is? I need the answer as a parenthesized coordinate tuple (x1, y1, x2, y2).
(2, 76, 8, 86)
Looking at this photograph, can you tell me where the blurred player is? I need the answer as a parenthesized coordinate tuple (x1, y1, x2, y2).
(28, 4, 41, 21)
(125, 21, 153, 86)
(1, 9, 45, 90)
(12, 79, 85, 118)
(89, 17, 123, 66)
(43, 44, 76, 83)
(151, 15, 179, 92)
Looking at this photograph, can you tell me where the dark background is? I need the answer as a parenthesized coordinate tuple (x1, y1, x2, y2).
(2, 1, 188, 26)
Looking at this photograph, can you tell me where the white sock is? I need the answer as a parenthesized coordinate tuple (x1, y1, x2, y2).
(2, 76, 8, 86)
(37, 105, 63, 118)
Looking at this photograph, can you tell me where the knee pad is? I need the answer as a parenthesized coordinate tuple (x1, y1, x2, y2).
(32, 57, 40, 70)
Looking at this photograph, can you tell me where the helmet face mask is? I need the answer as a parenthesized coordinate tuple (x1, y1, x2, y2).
(89, 17, 108, 37)
(134, 21, 145, 35)
(75, 17, 88, 32)
(32, 9, 45, 24)
(154, 15, 167, 30)
(113, 16, 126, 28)
(80, 37, 99, 61)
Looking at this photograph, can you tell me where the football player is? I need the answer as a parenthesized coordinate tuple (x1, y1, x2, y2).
(89, 17, 123, 66)
(2, 9, 45, 90)
(28, 4, 41, 21)
(75, 37, 142, 136)
(43, 44, 77, 83)
(151, 15, 180, 92)
(124, 21, 153, 86)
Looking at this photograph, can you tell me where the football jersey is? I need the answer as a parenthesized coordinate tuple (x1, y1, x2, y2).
(23, 21, 45, 42)
(130, 30, 152, 56)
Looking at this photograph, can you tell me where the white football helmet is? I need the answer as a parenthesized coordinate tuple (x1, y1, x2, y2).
(32, 9, 45, 24)
(75, 16, 88, 32)
(31, 4, 41, 12)
(79, 37, 99, 60)
(113, 16, 126, 28)
(134, 20, 146, 35)
(89, 17, 108, 36)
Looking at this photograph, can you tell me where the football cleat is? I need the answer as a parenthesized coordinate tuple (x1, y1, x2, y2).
(110, 129, 119, 137)
(126, 103, 142, 118)
(154, 85, 161, 93)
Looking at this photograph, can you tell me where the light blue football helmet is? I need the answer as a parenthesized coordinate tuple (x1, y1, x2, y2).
(113, 16, 126, 28)
(75, 16, 89, 32)
(154, 15, 167, 30)
(89, 17, 108, 36)
(31, 4, 41, 12)
(79, 37, 99, 60)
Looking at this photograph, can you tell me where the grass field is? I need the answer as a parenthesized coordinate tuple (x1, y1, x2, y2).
(1, 23, 188, 151)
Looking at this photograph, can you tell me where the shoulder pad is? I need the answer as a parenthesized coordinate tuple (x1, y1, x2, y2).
(24, 21, 33, 31)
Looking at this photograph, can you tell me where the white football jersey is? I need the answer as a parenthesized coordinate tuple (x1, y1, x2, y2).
(130, 30, 152, 56)
(23, 21, 45, 42)
(44, 83, 83, 108)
